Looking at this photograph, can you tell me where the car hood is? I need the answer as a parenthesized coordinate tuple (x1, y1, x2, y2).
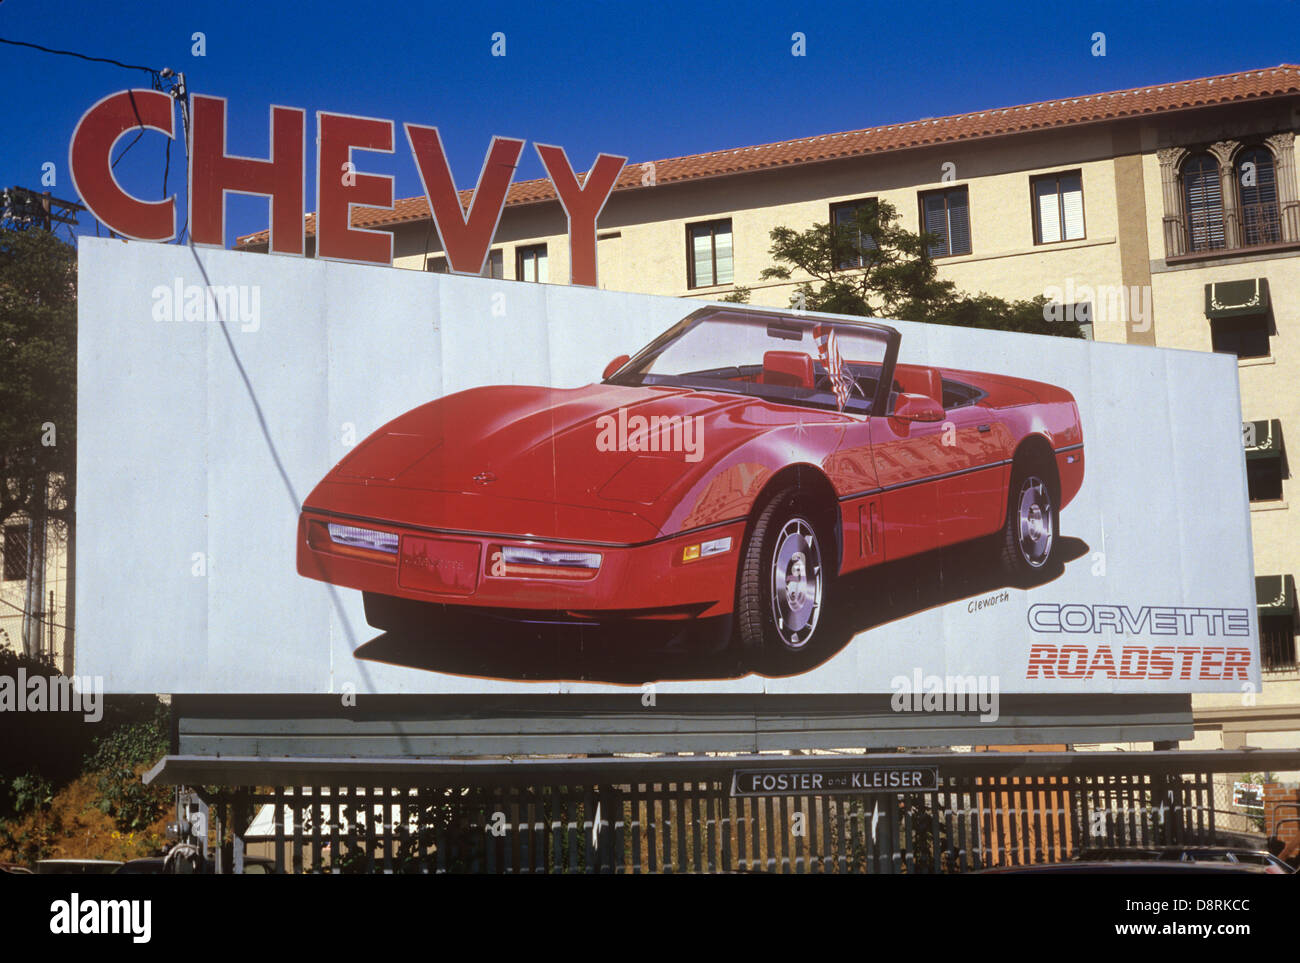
(304, 383, 820, 540)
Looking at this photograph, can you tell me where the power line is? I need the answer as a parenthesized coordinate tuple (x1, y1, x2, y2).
(0, 36, 159, 78)
(0, 36, 191, 240)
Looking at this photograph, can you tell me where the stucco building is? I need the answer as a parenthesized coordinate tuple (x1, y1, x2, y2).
(239, 64, 1300, 758)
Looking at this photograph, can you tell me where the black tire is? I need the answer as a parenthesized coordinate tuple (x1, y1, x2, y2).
(737, 485, 829, 668)
(999, 459, 1060, 584)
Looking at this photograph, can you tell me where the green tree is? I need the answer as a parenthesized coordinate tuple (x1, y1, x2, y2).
(759, 201, 1081, 338)
(0, 226, 77, 530)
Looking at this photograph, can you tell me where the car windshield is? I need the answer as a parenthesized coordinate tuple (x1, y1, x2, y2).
(608, 309, 894, 415)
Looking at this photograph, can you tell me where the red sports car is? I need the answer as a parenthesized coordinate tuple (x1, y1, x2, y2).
(297, 306, 1084, 667)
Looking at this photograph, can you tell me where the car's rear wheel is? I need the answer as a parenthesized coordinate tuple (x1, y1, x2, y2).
(737, 485, 827, 668)
(999, 460, 1059, 584)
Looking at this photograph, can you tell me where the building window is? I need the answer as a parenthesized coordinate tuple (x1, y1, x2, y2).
(1211, 315, 1270, 359)
(1244, 419, 1285, 501)
(1183, 153, 1225, 252)
(830, 198, 878, 268)
(1031, 171, 1085, 244)
(919, 187, 971, 257)
(1236, 147, 1281, 247)
(686, 219, 733, 288)
(1247, 456, 1284, 501)
(516, 244, 548, 283)
(2, 525, 26, 581)
(1261, 614, 1297, 670)
(427, 251, 504, 277)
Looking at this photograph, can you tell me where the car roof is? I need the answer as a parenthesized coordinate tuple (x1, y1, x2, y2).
(979, 861, 1272, 874)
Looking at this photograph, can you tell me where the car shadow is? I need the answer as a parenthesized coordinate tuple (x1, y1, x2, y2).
(352, 535, 1090, 684)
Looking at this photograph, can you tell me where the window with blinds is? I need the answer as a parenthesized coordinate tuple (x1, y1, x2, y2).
(687, 219, 733, 288)
(919, 187, 971, 257)
(1236, 147, 1281, 247)
(1031, 171, 1085, 244)
(516, 244, 548, 283)
(1183, 153, 1225, 252)
(830, 198, 879, 268)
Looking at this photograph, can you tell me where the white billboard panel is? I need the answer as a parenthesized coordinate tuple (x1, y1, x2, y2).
(76, 239, 1259, 695)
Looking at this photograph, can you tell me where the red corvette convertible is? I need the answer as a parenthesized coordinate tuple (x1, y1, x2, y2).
(297, 306, 1084, 666)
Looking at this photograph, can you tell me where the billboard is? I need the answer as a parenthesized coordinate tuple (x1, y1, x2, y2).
(77, 238, 1260, 695)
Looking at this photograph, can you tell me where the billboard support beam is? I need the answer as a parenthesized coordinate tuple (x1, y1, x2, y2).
(145, 747, 1300, 788)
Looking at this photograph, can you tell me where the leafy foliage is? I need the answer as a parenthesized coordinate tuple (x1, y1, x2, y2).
(759, 201, 1082, 338)
(0, 642, 171, 846)
(0, 808, 60, 863)
(6, 771, 53, 815)
(85, 702, 172, 833)
(0, 226, 77, 528)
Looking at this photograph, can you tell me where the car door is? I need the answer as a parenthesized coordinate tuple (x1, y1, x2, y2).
(934, 402, 1013, 545)
(869, 412, 944, 561)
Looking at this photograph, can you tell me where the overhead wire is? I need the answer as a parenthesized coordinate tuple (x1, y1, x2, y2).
(0, 37, 181, 241)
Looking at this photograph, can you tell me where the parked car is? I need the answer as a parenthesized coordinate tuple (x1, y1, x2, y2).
(34, 859, 123, 874)
(115, 855, 280, 874)
(298, 306, 1084, 667)
(1077, 845, 1295, 874)
(979, 860, 1273, 874)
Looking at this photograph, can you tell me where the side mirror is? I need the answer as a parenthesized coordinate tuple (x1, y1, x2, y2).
(602, 354, 631, 380)
(891, 392, 944, 422)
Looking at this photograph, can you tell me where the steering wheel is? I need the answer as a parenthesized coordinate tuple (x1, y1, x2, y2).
(815, 370, 867, 400)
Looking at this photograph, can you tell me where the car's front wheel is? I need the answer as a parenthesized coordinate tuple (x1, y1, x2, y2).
(737, 486, 827, 668)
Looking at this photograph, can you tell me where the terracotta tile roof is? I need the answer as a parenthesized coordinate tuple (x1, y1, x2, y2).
(236, 64, 1300, 248)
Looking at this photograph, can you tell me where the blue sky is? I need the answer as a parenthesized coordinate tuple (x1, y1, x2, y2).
(2, 0, 1298, 247)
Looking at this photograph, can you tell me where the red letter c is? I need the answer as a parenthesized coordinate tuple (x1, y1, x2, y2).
(69, 89, 176, 241)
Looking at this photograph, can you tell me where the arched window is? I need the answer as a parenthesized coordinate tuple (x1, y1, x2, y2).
(1236, 147, 1280, 246)
(1183, 153, 1225, 252)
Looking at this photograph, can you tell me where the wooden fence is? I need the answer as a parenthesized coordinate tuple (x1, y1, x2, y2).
(208, 770, 1219, 873)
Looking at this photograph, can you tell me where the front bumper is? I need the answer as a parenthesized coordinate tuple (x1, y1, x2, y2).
(296, 509, 746, 621)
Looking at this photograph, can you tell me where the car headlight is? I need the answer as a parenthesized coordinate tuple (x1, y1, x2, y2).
(490, 544, 602, 580)
(326, 523, 399, 555)
(501, 546, 602, 569)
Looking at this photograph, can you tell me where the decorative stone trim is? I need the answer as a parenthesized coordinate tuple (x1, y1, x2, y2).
(1158, 147, 1189, 257)
(1264, 131, 1300, 242)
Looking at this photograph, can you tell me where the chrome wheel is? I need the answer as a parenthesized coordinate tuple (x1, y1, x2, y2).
(769, 518, 823, 650)
(1016, 475, 1054, 569)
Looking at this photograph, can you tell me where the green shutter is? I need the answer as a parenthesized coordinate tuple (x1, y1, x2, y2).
(1256, 574, 1296, 616)
(1205, 278, 1270, 318)
(1243, 419, 1283, 461)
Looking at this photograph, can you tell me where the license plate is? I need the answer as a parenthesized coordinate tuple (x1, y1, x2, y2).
(398, 536, 480, 596)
